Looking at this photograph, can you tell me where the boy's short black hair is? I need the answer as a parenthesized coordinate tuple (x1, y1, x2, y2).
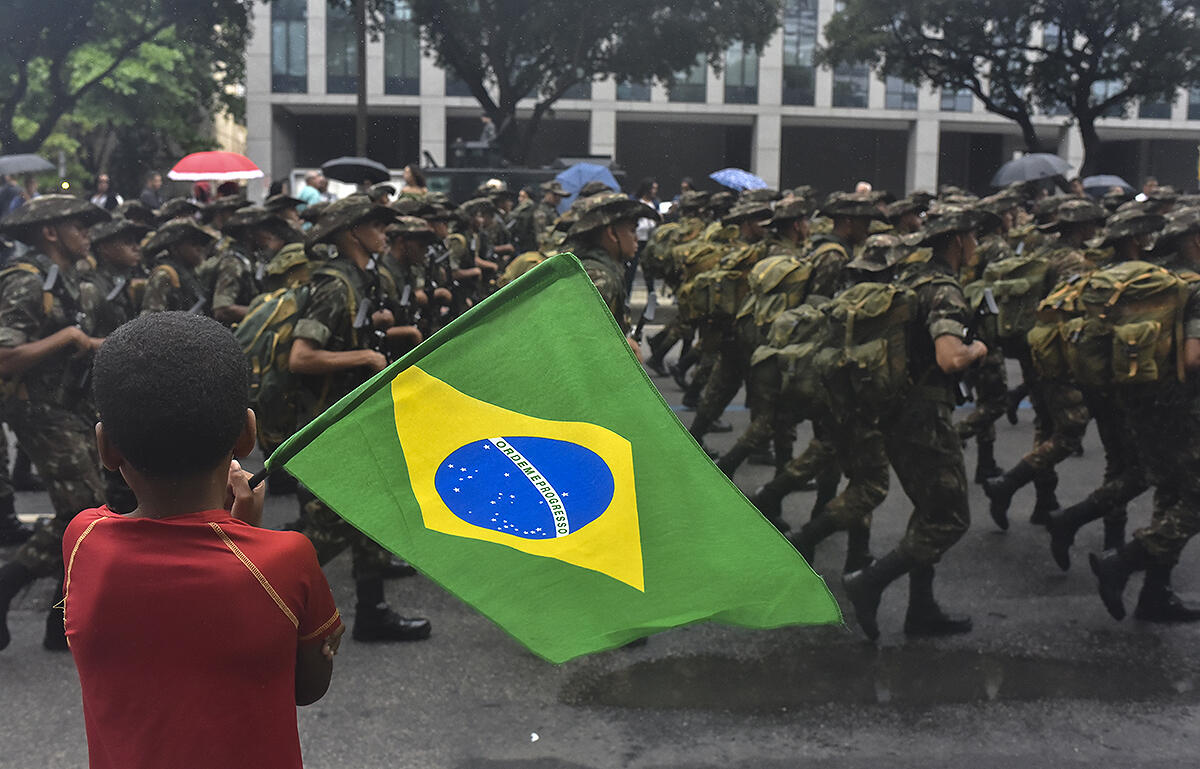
(93, 313, 250, 478)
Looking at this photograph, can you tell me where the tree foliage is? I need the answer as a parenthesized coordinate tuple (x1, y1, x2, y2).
(1, 0, 251, 190)
(405, 0, 782, 164)
(819, 0, 1200, 174)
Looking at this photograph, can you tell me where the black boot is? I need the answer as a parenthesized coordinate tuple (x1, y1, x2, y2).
(973, 441, 1002, 485)
(382, 555, 417, 579)
(751, 483, 789, 533)
(982, 460, 1038, 531)
(1005, 385, 1026, 425)
(1133, 564, 1200, 623)
(842, 550, 917, 641)
(843, 525, 874, 574)
(0, 561, 33, 651)
(786, 515, 839, 564)
(11, 448, 43, 492)
(709, 419, 733, 434)
(1103, 513, 1126, 551)
(1089, 541, 1149, 621)
(0, 495, 31, 546)
(43, 582, 67, 651)
(1047, 498, 1106, 571)
(809, 468, 840, 522)
(1030, 471, 1060, 526)
(903, 564, 973, 636)
(350, 578, 430, 642)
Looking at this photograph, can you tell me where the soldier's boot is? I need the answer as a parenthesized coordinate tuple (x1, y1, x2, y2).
(750, 481, 790, 533)
(0, 561, 34, 651)
(1103, 510, 1127, 552)
(809, 468, 840, 523)
(786, 515, 839, 564)
(644, 330, 671, 377)
(681, 371, 706, 409)
(1088, 540, 1150, 621)
(1047, 498, 1106, 572)
(709, 419, 733, 434)
(1030, 470, 1060, 526)
(1133, 564, 1200, 623)
(843, 525, 875, 575)
(350, 578, 431, 643)
(671, 348, 699, 390)
(903, 564, 973, 637)
(1005, 384, 1027, 426)
(43, 582, 67, 652)
(716, 442, 754, 479)
(11, 448, 43, 492)
(982, 460, 1037, 531)
(0, 495, 31, 546)
(973, 440, 1002, 485)
(843, 550, 916, 641)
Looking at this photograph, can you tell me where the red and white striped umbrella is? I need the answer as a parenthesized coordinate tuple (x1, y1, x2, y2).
(168, 151, 263, 181)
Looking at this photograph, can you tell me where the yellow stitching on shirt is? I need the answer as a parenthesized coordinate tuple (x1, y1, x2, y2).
(62, 517, 107, 639)
(299, 610, 342, 642)
(208, 522, 299, 629)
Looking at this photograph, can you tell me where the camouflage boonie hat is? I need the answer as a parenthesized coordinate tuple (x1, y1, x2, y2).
(265, 242, 309, 276)
(885, 196, 928, 220)
(306, 195, 398, 246)
(977, 191, 1021, 217)
(263, 194, 304, 212)
(1101, 189, 1133, 212)
(539, 180, 568, 197)
(204, 195, 246, 214)
(0, 194, 110, 239)
(846, 233, 905, 272)
(787, 185, 816, 202)
(391, 196, 424, 216)
(918, 203, 983, 243)
(768, 196, 814, 224)
(677, 190, 710, 212)
(142, 219, 215, 254)
(740, 188, 781, 203)
(708, 191, 736, 215)
(88, 217, 151, 246)
(221, 205, 279, 235)
(1159, 207, 1200, 242)
(158, 197, 200, 222)
(722, 200, 773, 225)
(569, 192, 659, 237)
(387, 215, 436, 240)
(116, 200, 156, 225)
(819, 191, 885, 221)
(1041, 198, 1106, 231)
(300, 200, 330, 224)
(1097, 208, 1165, 247)
(368, 182, 396, 202)
(1148, 185, 1178, 204)
(422, 203, 458, 222)
(1031, 197, 1062, 221)
(577, 180, 614, 197)
(459, 197, 498, 217)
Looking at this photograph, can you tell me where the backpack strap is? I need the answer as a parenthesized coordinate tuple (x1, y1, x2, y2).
(155, 263, 182, 289)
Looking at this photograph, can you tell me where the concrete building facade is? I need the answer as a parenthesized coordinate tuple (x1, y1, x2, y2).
(246, 0, 1200, 197)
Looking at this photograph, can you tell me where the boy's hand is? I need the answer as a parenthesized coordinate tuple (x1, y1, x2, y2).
(226, 459, 266, 526)
(322, 625, 345, 661)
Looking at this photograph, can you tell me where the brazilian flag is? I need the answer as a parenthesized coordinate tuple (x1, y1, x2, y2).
(265, 254, 840, 662)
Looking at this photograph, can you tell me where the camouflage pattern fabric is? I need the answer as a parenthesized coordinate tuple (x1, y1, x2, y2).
(298, 487, 393, 581)
(956, 346, 1008, 444)
(209, 241, 260, 318)
(1023, 379, 1088, 472)
(570, 243, 631, 334)
(140, 257, 207, 315)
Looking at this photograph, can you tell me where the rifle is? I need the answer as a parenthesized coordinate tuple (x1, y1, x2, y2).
(632, 290, 657, 342)
(957, 286, 998, 404)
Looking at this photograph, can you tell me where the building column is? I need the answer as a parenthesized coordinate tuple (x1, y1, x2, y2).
(244, 2, 273, 197)
(1057, 127, 1084, 177)
(906, 117, 939, 193)
(753, 113, 782, 189)
(419, 53, 446, 167)
(307, 0, 326, 96)
(590, 108, 617, 159)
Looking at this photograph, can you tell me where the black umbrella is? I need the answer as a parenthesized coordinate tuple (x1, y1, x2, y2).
(1082, 174, 1134, 196)
(321, 156, 391, 185)
(0, 154, 55, 176)
(990, 153, 1072, 187)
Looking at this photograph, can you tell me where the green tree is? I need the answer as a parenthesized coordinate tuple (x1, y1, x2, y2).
(406, 0, 782, 164)
(819, 0, 1200, 175)
(0, 0, 250, 168)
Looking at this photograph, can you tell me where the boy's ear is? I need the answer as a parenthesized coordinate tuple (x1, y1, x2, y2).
(95, 422, 124, 472)
(234, 408, 257, 460)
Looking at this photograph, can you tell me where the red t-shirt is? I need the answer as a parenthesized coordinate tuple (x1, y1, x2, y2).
(62, 507, 342, 769)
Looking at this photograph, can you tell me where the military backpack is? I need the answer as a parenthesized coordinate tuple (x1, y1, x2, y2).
(981, 253, 1048, 342)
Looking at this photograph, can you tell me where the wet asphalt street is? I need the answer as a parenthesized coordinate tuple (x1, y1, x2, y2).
(3, 288, 1200, 768)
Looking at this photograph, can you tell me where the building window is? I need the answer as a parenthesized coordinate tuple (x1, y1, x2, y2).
(1138, 98, 1171, 119)
(1091, 80, 1125, 118)
(271, 0, 306, 93)
(884, 77, 917, 110)
(724, 43, 758, 104)
(669, 55, 707, 103)
(326, 5, 357, 94)
(617, 80, 651, 101)
(1189, 87, 1200, 120)
(445, 74, 473, 97)
(563, 79, 592, 100)
(384, 2, 420, 95)
(832, 61, 869, 108)
(940, 87, 973, 112)
(782, 0, 817, 106)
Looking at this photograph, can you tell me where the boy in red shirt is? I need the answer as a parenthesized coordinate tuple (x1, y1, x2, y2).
(62, 312, 344, 769)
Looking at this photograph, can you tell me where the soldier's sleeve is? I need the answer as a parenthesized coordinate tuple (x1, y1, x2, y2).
(140, 268, 172, 315)
(808, 246, 850, 298)
(210, 256, 245, 311)
(583, 263, 630, 333)
(293, 278, 350, 350)
(922, 277, 971, 341)
(0, 272, 46, 348)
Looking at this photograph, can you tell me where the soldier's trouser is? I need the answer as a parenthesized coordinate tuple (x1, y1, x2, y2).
(773, 432, 838, 493)
(4, 401, 104, 578)
(1080, 387, 1147, 524)
(648, 317, 689, 361)
(1022, 379, 1088, 473)
(822, 419, 889, 531)
(0, 425, 13, 502)
(880, 394, 971, 564)
(690, 337, 751, 438)
(956, 347, 1008, 444)
(1121, 385, 1200, 566)
(720, 358, 796, 474)
(298, 486, 392, 582)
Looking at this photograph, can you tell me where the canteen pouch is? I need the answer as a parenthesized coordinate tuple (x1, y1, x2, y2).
(1026, 323, 1068, 381)
(1063, 316, 1112, 389)
(990, 277, 1036, 339)
(1111, 320, 1162, 384)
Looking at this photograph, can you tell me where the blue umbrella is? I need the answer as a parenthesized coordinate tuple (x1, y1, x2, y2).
(709, 167, 767, 192)
(555, 163, 621, 213)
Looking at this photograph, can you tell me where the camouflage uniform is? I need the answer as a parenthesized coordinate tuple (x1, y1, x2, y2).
(208, 237, 260, 322)
(138, 220, 216, 316)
